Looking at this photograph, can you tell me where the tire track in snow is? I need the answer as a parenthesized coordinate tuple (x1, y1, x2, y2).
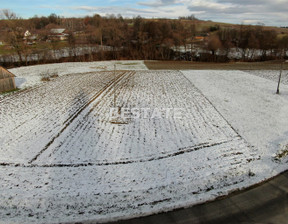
(48, 71, 136, 163)
(28, 71, 131, 164)
(0, 137, 235, 167)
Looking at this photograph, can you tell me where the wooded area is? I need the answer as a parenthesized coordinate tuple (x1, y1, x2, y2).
(0, 9, 288, 67)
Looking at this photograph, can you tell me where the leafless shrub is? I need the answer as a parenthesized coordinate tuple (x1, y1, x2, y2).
(41, 76, 50, 82)
(40, 70, 59, 82)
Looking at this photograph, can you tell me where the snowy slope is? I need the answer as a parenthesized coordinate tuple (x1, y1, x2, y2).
(9, 60, 148, 89)
(183, 70, 288, 176)
(0, 67, 287, 223)
(247, 70, 288, 85)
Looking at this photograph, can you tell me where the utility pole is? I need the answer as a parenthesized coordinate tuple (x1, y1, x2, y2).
(276, 61, 283, 94)
(113, 64, 116, 108)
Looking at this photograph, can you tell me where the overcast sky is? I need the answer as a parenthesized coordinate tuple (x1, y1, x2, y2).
(1, 0, 288, 26)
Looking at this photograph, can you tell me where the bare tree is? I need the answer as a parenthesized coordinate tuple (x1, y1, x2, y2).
(278, 35, 288, 59)
(1, 9, 27, 65)
(0, 9, 17, 20)
(208, 35, 222, 56)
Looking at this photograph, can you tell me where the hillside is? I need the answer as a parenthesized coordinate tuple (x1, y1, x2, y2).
(0, 61, 288, 223)
(0, 13, 288, 67)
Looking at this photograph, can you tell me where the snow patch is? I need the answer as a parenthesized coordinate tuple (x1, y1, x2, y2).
(0, 68, 287, 223)
(9, 60, 148, 89)
(183, 70, 288, 177)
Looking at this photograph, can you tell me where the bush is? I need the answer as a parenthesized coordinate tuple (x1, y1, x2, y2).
(40, 70, 59, 82)
(41, 76, 51, 81)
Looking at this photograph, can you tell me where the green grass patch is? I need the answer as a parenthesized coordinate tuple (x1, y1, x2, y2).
(0, 41, 70, 57)
(0, 45, 14, 55)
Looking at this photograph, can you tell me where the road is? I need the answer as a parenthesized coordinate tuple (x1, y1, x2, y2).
(110, 170, 288, 224)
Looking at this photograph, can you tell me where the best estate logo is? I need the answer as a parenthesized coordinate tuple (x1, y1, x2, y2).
(109, 107, 184, 119)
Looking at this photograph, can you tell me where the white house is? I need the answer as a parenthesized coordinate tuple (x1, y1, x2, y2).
(23, 30, 38, 44)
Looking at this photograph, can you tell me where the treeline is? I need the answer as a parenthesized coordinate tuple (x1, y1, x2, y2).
(0, 9, 288, 67)
(207, 26, 288, 62)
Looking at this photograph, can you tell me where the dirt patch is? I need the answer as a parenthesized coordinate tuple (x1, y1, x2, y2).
(144, 60, 288, 70)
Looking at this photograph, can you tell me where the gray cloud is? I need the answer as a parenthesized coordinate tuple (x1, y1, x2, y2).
(185, 0, 288, 26)
(216, 0, 288, 13)
(58, 1, 288, 26)
(217, 0, 266, 5)
(73, 5, 165, 17)
(138, 0, 178, 7)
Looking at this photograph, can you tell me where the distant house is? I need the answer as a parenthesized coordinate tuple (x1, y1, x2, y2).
(24, 30, 31, 37)
(0, 66, 16, 92)
(194, 36, 205, 41)
(23, 30, 38, 45)
(49, 28, 69, 41)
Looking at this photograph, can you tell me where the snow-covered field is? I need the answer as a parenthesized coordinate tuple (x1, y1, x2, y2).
(183, 70, 288, 171)
(0, 61, 288, 223)
(9, 60, 148, 90)
(247, 70, 288, 85)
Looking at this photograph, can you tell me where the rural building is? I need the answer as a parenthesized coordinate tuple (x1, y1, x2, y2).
(0, 66, 16, 92)
(194, 36, 205, 41)
(49, 28, 69, 41)
(23, 30, 38, 45)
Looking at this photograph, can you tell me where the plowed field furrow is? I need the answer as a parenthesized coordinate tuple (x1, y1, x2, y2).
(17, 70, 252, 166)
(29, 72, 129, 164)
(0, 67, 273, 224)
(0, 72, 117, 163)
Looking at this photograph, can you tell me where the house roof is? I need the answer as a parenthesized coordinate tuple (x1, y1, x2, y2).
(50, 28, 66, 34)
(24, 30, 31, 37)
(0, 66, 16, 79)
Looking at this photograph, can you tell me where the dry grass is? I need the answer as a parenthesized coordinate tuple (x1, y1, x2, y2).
(40, 71, 59, 82)
(273, 145, 288, 162)
(144, 60, 288, 70)
(41, 77, 51, 82)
